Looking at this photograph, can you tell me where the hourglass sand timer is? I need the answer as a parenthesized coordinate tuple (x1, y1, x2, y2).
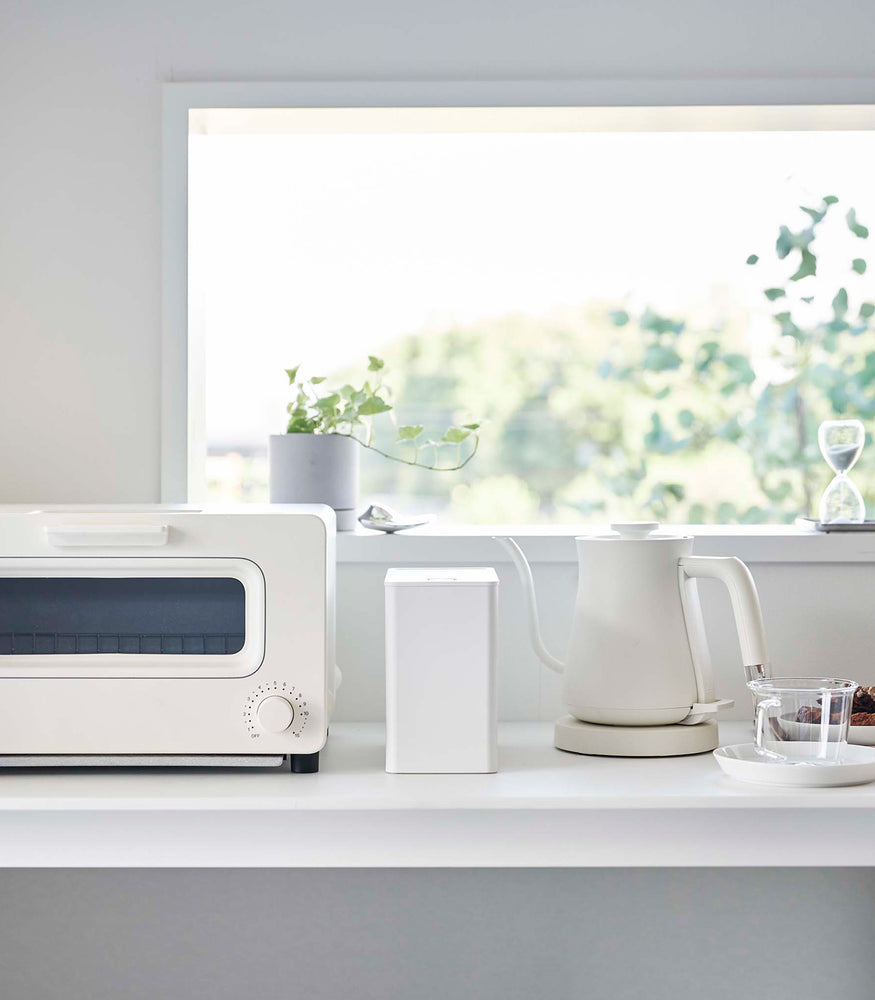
(818, 419, 866, 524)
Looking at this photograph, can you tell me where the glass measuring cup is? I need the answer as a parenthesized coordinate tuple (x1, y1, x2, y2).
(747, 677, 858, 764)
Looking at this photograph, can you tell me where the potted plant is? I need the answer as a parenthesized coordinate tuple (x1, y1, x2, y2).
(269, 356, 480, 529)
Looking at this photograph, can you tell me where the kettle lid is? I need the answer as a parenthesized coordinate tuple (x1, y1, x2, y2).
(582, 522, 692, 542)
(610, 521, 660, 539)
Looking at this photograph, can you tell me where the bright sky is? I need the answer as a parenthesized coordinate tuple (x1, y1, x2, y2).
(189, 128, 875, 450)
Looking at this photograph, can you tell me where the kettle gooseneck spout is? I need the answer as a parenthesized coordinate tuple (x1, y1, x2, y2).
(494, 537, 565, 674)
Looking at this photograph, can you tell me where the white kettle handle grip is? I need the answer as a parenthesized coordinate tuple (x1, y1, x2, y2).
(680, 556, 769, 678)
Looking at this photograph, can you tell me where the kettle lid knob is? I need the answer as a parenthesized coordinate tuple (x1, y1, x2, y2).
(610, 521, 659, 539)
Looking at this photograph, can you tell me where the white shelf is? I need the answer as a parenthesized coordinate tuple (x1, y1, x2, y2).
(2, 722, 875, 867)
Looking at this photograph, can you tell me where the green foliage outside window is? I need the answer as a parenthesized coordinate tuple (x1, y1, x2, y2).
(358, 197, 875, 523)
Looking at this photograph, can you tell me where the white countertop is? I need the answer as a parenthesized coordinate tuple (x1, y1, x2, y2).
(2, 722, 875, 867)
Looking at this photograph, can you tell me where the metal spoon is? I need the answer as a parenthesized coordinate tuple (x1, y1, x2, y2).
(358, 503, 433, 533)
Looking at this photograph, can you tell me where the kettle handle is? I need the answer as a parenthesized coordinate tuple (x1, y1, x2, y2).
(679, 556, 769, 682)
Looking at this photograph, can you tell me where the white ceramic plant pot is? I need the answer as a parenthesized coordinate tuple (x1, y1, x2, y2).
(269, 433, 360, 531)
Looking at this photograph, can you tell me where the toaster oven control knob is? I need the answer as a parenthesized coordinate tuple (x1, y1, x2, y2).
(256, 695, 295, 733)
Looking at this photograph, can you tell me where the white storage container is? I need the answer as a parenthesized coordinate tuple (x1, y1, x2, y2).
(385, 568, 498, 773)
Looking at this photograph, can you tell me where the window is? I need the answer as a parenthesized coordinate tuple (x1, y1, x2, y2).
(181, 103, 875, 524)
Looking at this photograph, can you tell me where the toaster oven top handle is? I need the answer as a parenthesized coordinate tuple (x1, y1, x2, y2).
(45, 525, 169, 548)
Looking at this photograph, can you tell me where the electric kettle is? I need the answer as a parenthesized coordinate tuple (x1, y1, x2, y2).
(497, 522, 770, 756)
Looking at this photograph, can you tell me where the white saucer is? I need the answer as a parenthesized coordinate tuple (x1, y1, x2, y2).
(714, 742, 875, 787)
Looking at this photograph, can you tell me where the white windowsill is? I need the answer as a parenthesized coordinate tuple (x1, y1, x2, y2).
(337, 523, 875, 564)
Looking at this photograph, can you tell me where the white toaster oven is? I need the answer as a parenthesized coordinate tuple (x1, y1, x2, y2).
(0, 505, 336, 772)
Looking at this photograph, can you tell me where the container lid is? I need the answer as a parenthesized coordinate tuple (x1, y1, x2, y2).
(385, 568, 499, 586)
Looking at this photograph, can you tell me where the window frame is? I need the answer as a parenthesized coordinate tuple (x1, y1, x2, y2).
(163, 78, 875, 523)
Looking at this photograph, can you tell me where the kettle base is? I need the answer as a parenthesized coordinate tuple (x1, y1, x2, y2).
(554, 716, 718, 757)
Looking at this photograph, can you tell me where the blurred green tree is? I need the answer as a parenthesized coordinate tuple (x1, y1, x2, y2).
(742, 196, 875, 517)
(351, 197, 875, 523)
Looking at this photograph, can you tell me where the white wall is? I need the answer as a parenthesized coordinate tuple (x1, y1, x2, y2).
(336, 556, 875, 722)
(2, 0, 875, 502)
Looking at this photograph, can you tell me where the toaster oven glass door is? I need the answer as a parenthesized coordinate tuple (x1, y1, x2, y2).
(0, 558, 265, 678)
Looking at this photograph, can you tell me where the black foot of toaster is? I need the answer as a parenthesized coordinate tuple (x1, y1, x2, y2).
(289, 751, 320, 773)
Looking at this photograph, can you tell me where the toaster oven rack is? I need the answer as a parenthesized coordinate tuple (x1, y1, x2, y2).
(0, 632, 246, 655)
